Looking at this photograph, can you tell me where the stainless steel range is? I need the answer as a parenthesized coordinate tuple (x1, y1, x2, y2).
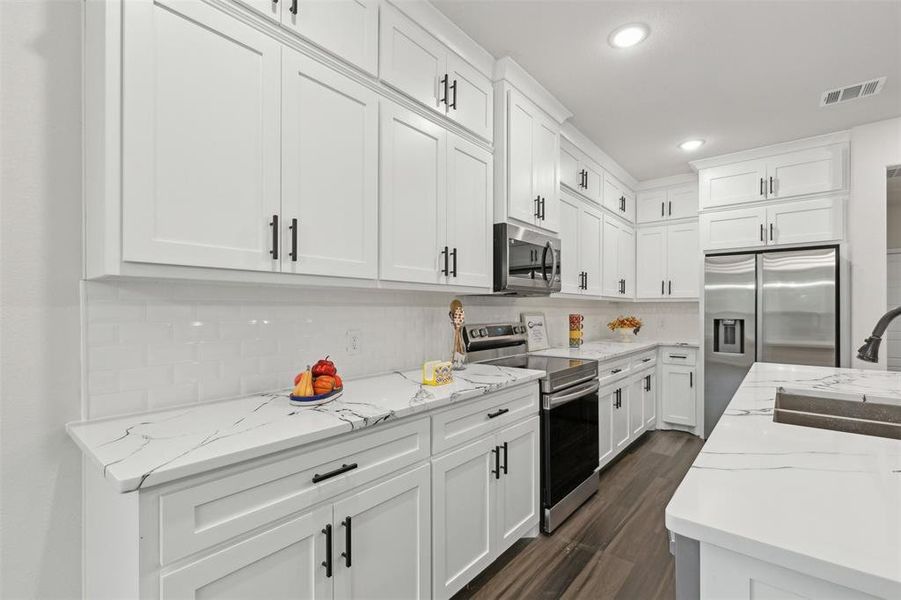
(464, 322, 599, 533)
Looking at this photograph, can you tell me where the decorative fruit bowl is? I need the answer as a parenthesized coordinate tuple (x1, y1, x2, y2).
(607, 316, 642, 343)
(291, 356, 344, 406)
(290, 387, 343, 406)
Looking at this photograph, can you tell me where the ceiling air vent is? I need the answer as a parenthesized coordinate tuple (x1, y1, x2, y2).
(820, 77, 887, 107)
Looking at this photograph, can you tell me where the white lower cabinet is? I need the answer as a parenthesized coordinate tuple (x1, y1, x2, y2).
(629, 375, 646, 438)
(643, 371, 657, 428)
(661, 363, 697, 427)
(611, 383, 631, 453)
(432, 416, 539, 600)
(599, 364, 657, 469)
(598, 384, 614, 468)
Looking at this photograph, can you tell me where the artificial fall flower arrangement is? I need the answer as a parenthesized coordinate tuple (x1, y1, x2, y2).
(607, 315, 642, 332)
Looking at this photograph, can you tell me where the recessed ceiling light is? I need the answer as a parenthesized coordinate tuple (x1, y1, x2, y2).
(679, 139, 705, 151)
(608, 23, 650, 49)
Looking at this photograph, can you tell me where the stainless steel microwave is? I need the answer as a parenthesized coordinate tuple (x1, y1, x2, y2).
(493, 223, 561, 295)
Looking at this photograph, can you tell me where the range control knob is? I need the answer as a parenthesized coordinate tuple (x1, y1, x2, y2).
(470, 329, 480, 338)
(479, 327, 489, 337)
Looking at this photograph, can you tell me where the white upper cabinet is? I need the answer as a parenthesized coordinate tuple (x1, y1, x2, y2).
(380, 4, 445, 112)
(559, 139, 603, 204)
(767, 145, 845, 199)
(636, 188, 668, 224)
(234, 0, 281, 23)
(699, 143, 847, 209)
(380, 4, 492, 140)
(558, 193, 582, 295)
(602, 215, 634, 298)
(506, 90, 559, 233)
(281, 51, 379, 279)
(699, 159, 767, 209)
(121, 0, 281, 272)
(667, 183, 699, 220)
(603, 173, 635, 222)
(447, 135, 493, 288)
(283, 0, 379, 75)
(579, 206, 603, 296)
(699, 206, 767, 251)
(445, 54, 493, 141)
(380, 103, 447, 284)
(636, 223, 699, 299)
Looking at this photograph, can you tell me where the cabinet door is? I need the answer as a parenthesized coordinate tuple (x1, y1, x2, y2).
(558, 192, 582, 295)
(766, 196, 843, 246)
(380, 103, 447, 284)
(121, 0, 280, 272)
(282, 51, 379, 279)
(767, 145, 845, 199)
(332, 464, 431, 600)
(496, 416, 540, 553)
(284, 0, 379, 75)
(699, 206, 767, 251)
(661, 365, 696, 426)
(559, 142, 581, 191)
(612, 384, 631, 453)
(431, 438, 496, 600)
(379, 4, 445, 112)
(603, 174, 624, 215)
(580, 205, 603, 296)
(618, 224, 635, 298)
(507, 91, 538, 226)
(533, 115, 560, 233)
(446, 53, 493, 141)
(636, 226, 667, 298)
(598, 387, 613, 467)
(636, 189, 668, 224)
(447, 135, 493, 288)
(160, 506, 333, 600)
(667, 183, 699, 220)
(629, 376, 645, 438)
(602, 216, 621, 297)
(699, 159, 767, 209)
(622, 189, 636, 222)
(666, 222, 700, 298)
(583, 161, 603, 205)
(643, 371, 657, 428)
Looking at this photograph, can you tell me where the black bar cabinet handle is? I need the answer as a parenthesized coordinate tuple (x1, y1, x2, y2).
(642, 357, 652, 363)
(769, 176, 774, 195)
(760, 223, 765, 241)
(487, 408, 509, 419)
(289, 218, 298, 262)
(439, 74, 448, 105)
(322, 524, 332, 577)
(661, 280, 665, 295)
(440, 246, 449, 276)
(451, 247, 458, 277)
(611, 368, 622, 374)
(669, 354, 688, 359)
(492, 446, 500, 479)
(502, 442, 508, 474)
(584, 272, 588, 288)
(290, 0, 297, 15)
(269, 215, 279, 260)
(760, 177, 765, 196)
(313, 463, 358, 483)
(341, 517, 352, 568)
(540, 197, 546, 220)
(690, 371, 694, 387)
(449, 79, 457, 109)
(769, 223, 774, 241)
(668, 201, 672, 216)
(661, 202, 665, 217)
(534, 196, 541, 219)
(645, 374, 651, 391)
(668, 280, 672, 295)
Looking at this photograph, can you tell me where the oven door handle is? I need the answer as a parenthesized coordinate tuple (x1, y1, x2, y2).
(543, 379, 600, 409)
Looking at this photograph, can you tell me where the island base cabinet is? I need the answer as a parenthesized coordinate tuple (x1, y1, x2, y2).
(160, 506, 333, 600)
(699, 543, 881, 600)
(431, 416, 539, 600)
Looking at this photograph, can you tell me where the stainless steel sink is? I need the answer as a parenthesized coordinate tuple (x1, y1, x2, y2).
(773, 387, 901, 440)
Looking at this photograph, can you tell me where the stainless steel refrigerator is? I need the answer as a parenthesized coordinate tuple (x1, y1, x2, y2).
(704, 246, 840, 437)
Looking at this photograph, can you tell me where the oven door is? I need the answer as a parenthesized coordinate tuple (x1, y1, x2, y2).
(541, 379, 600, 508)
(494, 223, 561, 294)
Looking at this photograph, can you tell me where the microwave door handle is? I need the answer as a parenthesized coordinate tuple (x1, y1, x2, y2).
(544, 242, 558, 289)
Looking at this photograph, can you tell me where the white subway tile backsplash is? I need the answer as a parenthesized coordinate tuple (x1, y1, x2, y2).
(82, 280, 698, 419)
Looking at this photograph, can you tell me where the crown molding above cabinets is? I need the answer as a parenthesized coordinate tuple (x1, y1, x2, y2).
(688, 130, 851, 172)
(493, 57, 573, 126)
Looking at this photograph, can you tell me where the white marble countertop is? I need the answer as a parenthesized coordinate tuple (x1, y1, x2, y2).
(666, 363, 901, 598)
(67, 364, 543, 494)
(532, 339, 698, 362)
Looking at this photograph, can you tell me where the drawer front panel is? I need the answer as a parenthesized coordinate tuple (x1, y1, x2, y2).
(661, 347, 697, 365)
(597, 358, 631, 386)
(431, 384, 538, 455)
(630, 351, 656, 370)
(159, 418, 429, 565)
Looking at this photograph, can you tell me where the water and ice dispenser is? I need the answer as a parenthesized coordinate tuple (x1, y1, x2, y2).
(713, 318, 744, 354)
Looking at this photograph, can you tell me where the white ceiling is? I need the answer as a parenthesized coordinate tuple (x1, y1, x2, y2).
(430, 0, 901, 181)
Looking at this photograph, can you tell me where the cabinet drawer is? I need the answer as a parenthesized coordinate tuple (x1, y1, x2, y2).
(630, 351, 656, 370)
(597, 358, 631, 385)
(661, 347, 697, 365)
(431, 384, 538, 455)
(158, 417, 429, 565)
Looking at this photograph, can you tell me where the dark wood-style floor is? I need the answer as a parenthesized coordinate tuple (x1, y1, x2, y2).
(452, 430, 705, 600)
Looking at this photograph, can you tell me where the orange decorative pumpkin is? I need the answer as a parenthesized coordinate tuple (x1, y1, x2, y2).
(313, 376, 336, 395)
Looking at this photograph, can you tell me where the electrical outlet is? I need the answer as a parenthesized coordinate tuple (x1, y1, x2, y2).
(346, 329, 362, 355)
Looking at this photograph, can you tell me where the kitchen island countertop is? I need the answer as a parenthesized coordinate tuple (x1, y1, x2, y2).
(68, 363, 543, 493)
(666, 362, 901, 598)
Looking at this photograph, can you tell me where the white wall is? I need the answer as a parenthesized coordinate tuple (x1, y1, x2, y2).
(849, 117, 901, 369)
(0, 1, 84, 598)
(83, 279, 697, 419)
